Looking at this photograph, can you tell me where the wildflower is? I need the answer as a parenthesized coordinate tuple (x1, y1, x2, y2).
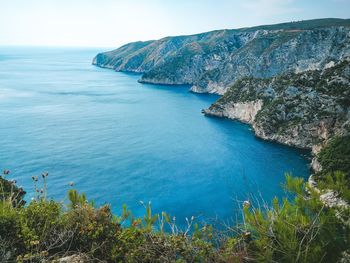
(42, 172, 48, 178)
(30, 240, 40, 246)
(32, 176, 38, 182)
(3, 169, 10, 175)
(69, 181, 74, 186)
(243, 231, 252, 241)
(243, 200, 251, 208)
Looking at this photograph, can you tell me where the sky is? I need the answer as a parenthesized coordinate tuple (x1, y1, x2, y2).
(0, 0, 349, 48)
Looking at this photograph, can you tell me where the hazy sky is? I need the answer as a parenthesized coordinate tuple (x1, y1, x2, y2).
(0, 0, 349, 47)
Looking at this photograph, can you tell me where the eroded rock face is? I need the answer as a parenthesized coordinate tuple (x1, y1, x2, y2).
(202, 100, 263, 124)
(93, 19, 350, 94)
(204, 60, 350, 150)
(94, 19, 350, 180)
(311, 157, 322, 173)
(320, 190, 349, 208)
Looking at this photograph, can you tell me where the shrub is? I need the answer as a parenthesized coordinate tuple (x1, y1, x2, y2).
(63, 190, 121, 261)
(0, 169, 349, 262)
(243, 174, 349, 263)
(316, 136, 350, 202)
(20, 200, 63, 251)
(317, 135, 350, 181)
(0, 200, 24, 261)
(0, 171, 26, 207)
(318, 171, 350, 202)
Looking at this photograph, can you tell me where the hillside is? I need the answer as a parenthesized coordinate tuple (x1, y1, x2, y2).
(93, 18, 350, 94)
(0, 18, 349, 262)
(203, 59, 350, 151)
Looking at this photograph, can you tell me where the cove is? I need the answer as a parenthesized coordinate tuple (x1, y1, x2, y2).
(0, 47, 310, 228)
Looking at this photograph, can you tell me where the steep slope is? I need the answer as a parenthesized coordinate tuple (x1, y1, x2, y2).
(93, 18, 350, 94)
(203, 59, 350, 157)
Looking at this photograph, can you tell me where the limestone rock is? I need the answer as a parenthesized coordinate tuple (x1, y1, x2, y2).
(204, 60, 350, 150)
(54, 254, 90, 263)
(93, 19, 350, 95)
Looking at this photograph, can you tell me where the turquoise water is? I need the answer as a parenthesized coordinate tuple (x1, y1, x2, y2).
(0, 47, 309, 227)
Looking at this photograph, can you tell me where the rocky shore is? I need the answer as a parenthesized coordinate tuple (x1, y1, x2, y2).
(203, 59, 350, 192)
(93, 18, 350, 184)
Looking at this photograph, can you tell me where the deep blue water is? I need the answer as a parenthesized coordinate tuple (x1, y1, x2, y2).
(0, 47, 310, 227)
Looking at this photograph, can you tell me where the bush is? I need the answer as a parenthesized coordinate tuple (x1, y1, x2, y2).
(20, 200, 63, 253)
(0, 171, 26, 207)
(317, 136, 350, 180)
(316, 136, 350, 201)
(0, 169, 349, 262)
(0, 201, 24, 261)
(64, 200, 121, 261)
(243, 174, 349, 263)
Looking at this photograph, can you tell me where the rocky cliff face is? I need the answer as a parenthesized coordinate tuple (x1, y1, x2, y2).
(93, 18, 350, 94)
(204, 100, 263, 124)
(93, 18, 350, 172)
(203, 60, 350, 151)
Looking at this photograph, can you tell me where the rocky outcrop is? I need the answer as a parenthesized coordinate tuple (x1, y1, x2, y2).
(205, 59, 350, 209)
(94, 18, 350, 177)
(308, 175, 349, 208)
(93, 18, 350, 95)
(311, 157, 322, 173)
(202, 100, 263, 124)
(319, 190, 349, 208)
(204, 59, 350, 150)
(54, 254, 90, 263)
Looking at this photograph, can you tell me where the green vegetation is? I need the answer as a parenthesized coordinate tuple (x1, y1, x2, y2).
(316, 136, 350, 201)
(142, 43, 203, 84)
(90, 18, 350, 261)
(0, 173, 26, 207)
(1, 156, 349, 263)
(208, 60, 350, 149)
(244, 174, 349, 262)
(317, 136, 350, 179)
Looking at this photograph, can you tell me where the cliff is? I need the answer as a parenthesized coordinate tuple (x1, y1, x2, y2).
(201, 58, 350, 211)
(93, 18, 350, 94)
(93, 18, 350, 173)
(203, 59, 350, 150)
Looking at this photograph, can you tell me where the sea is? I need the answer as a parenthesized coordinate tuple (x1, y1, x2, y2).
(0, 46, 310, 228)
